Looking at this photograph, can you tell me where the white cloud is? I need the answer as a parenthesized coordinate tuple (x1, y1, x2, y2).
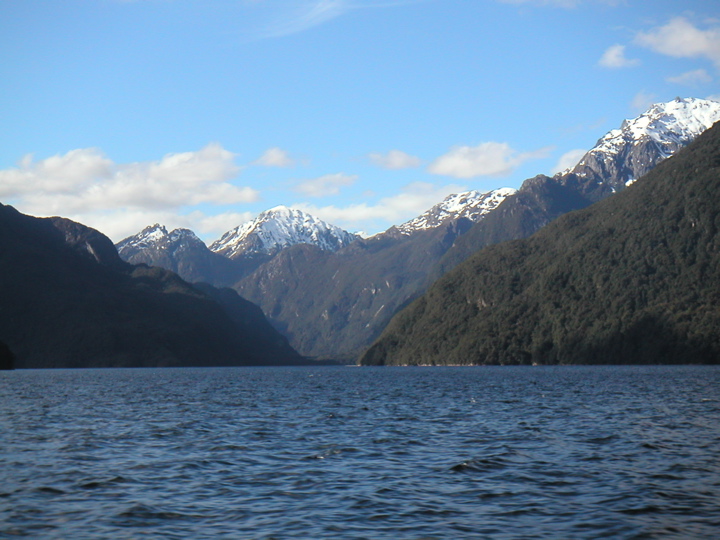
(192, 210, 256, 238)
(253, 147, 296, 167)
(0, 148, 113, 197)
(552, 149, 587, 174)
(294, 172, 357, 197)
(0, 143, 259, 241)
(68, 209, 257, 246)
(295, 181, 466, 234)
(666, 68, 713, 86)
(635, 17, 720, 67)
(428, 142, 552, 179)
(631, 91, 657, 113)
(598, 44, 640, 68)
(368, 150, 423, 170)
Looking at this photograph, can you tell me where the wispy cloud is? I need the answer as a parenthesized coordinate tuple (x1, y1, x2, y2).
(263, 0, 348, 38)
(258, 0, 426, 38)
(193, 210, 256, 240)
(295, 181, 465, 234)
(428, 142, 552, 179)
(552, 149, 587, 174)
(294, 172, 357, 197)
(0, 144, 258, 241)
(631, 91, 657, 114)
(253, 147, 296, 167)
(498, 0, 622, 8)
(498, 0, 581, 7)
(368, 149, 422, 170)
(667, 68, 713, 86)
(598, 44, 640, 68)
(635, 17, 720, 67)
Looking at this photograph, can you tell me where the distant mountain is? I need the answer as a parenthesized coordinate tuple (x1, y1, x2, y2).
(435, 97, 720, 275)
(117, 206, 360, 285)
(396, 188, 515, 235)
(117, 223, 203, 257)
(234, 189, 507, 360)
(0, 205, 306, 368)
(360, 120, 720, 365)
(116, 224, 245, 286)
(209, 205, 359, 260)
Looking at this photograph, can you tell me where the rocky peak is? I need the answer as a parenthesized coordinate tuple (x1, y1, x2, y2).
(396, 188, 517, 235)
(209, 205, 359, 260)
(559, 97, 720, 200)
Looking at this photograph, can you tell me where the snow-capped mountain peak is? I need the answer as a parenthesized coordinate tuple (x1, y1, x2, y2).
(209, 205, 359, 259)
(116, 223, 205, 257)
(591, 97, 720, 158)
(397, 187, 516, 235)
(117, 223, 169, 250)
(564, 97, 720, 192)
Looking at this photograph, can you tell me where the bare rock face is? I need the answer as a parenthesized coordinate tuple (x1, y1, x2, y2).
(51, 217, 129, 271)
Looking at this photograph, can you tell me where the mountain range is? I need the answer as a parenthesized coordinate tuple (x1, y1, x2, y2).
(117, 206, 358, 287)
(360, 117, 720, 365)
(118, 187, 518, 360)
(116, 97, 720, 361)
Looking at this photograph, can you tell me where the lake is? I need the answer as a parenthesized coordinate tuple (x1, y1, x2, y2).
(1, 365, 719, 539)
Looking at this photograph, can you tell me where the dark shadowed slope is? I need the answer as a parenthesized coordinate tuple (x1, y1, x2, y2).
(0, 205, 304, 368)
(116, 224, 249, 287)
(361, 121, 720, 366)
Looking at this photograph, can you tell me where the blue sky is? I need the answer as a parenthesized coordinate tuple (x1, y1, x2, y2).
(1, 0, 719, 242)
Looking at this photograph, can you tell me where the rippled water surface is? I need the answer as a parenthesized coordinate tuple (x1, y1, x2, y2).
(2, 365, 720, 539)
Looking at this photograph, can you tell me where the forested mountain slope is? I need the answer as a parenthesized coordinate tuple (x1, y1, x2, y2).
(0, 205, 304, 368)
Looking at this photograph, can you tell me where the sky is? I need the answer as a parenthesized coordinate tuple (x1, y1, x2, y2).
(1, 0, 719, 242)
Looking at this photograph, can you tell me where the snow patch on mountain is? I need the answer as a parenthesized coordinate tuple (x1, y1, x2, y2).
(209, 205, 359, 259)
(397, 188, 516, 235)
(116, 224, 206, 254)
(578, 97, 720, 169)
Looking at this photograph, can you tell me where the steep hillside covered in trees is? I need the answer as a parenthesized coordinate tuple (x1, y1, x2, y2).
(361, 122, 720, 366)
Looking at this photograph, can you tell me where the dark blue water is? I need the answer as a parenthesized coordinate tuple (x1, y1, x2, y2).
(1, 366, 719, 539)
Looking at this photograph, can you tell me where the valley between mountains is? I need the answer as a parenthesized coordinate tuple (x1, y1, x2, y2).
(117, 97, 720, 363)
(2, 97, 720, 368)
